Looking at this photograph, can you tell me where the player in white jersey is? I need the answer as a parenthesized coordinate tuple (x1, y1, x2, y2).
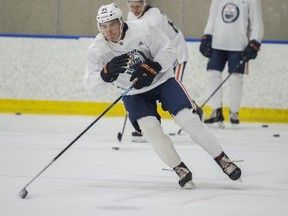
(200, 0, 264, 126)
(127, 0, 190, 141)
(127, 0, 189, 81)
(84, 3, 242, 188)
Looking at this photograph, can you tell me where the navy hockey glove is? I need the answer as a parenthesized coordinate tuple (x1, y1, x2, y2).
(100, 54, 129, 82)
(199, 34, 212, 58)
(242, 40, 261, 62)
(130, 59, 162, 89)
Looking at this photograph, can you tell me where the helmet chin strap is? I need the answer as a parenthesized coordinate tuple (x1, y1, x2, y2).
(115, 21, 124, 42)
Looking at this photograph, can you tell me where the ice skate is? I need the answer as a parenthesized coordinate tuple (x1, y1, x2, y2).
(214, 152, 242, 181)
(131, 131, 147, 143)
(230, 112, 240, 129)
(174, 162, 196, 189)
(204, 108, 225, 128)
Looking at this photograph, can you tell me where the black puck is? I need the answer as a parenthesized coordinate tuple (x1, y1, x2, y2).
(273, 134, 280, 137)
(15, 112, 21, 115)
(262, 124, 269, 128)
(112, 147, 120, 150)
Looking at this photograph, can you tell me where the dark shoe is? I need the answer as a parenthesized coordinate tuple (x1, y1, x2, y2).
(173, 162, 196, 188)
(214, 152, 242, 181)
(230, 112, 240, 124)
(204, 108, 224, 124)
(131, 131, 147, 143)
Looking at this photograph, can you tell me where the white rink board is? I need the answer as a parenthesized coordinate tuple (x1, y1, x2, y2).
(0, 37, 287, 108)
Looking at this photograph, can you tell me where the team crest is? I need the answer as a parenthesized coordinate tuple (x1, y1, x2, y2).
(126, 49, 145, 74)
(222, 3, 239, 23)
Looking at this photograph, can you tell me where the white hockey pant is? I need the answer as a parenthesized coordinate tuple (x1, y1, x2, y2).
(208, 70, 243, 113)
(229, 73, 243, 113)
(138, 116, 181, 168)
(174, 108, 223, 158)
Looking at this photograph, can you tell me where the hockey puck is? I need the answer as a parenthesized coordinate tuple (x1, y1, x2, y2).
(273, 134, 280, 137)
(15, 112, 21, 115)
(169, 133, 176, 136)
(262, 124, 269, 128)
(112, 147, 120, 150)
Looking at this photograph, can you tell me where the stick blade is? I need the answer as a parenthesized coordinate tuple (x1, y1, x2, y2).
(19, 188, 28, 199)
(117, 132, 122, 142)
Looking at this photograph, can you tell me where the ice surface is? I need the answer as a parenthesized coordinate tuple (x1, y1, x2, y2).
(0, 114, 288, 216)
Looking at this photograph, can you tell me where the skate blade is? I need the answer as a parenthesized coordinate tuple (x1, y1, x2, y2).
(183, 180, 196, 189)
(218, 122, 225, 129)
(231, 124, 239, 129)
(205, 121, 225, 129)
(132, 138, 147, 143)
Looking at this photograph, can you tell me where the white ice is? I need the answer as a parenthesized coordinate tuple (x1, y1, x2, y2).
(1, 114, 288, 216)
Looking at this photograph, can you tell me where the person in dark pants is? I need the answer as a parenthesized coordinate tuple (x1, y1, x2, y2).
(200, 0, 264, 127)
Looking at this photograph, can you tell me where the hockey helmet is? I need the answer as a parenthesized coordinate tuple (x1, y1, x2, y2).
(96, 3, 124, 32)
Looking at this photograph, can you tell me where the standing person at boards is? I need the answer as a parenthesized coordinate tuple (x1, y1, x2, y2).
(200, 0, 264, 127)
(127, 0, 190, 141)
(84, 3, 242, 189)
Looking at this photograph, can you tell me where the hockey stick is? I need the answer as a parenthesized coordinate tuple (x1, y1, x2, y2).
(18, 81, 136, 199)
(112, 112, 128, 150)
(177, 59, 246, 135)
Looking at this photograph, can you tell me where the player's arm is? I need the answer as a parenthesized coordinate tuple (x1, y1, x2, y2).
(199, 0, 219, 57)
(248, 0, 264, 43)
(148, 24, 177, 72)
(84, 48, 128, 95)
(242, 0, 264, 62)
(84, 48, 108, 96)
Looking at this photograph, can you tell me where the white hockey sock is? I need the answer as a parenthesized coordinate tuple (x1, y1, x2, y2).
(229, 73, 243, 113)
(174, 108, 223, 158)
(208, 70, 223, 109)
(137, 116, 181, 168)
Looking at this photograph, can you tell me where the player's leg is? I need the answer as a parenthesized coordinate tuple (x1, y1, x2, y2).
(123, 93, 195, 188)
(159, 79, 242, 181)
(227, 52, 246, 125)
(204, 49, 227, 126)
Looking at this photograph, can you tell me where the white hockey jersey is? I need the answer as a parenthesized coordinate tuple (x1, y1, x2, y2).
(204, 0, 264, 51)
(127, 6, 189, 64)
(84, 20, 176, 97)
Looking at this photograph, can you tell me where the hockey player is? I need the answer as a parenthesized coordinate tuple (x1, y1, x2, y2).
(127, 0, 188, 81)
(84, 3, 242, 188)
(127, 0, 190, 141)
(200, 0, 264, 127)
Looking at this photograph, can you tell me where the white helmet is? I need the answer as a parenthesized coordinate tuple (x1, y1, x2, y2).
(96, 3, 123, 31)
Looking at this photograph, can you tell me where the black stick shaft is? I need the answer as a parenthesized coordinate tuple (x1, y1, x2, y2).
(20, 84, 134, 191)
(118, 112, 128, 142)
(200, 60, 245, 108)
(200, 73, 232, 108)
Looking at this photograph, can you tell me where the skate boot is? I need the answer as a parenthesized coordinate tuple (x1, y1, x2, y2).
(131, 131, 147, 143)
(214, 152, 242, 181)
(230, 112, 240, 125)
(204, 108, 225, 128)
(173, 162, 196, 189)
